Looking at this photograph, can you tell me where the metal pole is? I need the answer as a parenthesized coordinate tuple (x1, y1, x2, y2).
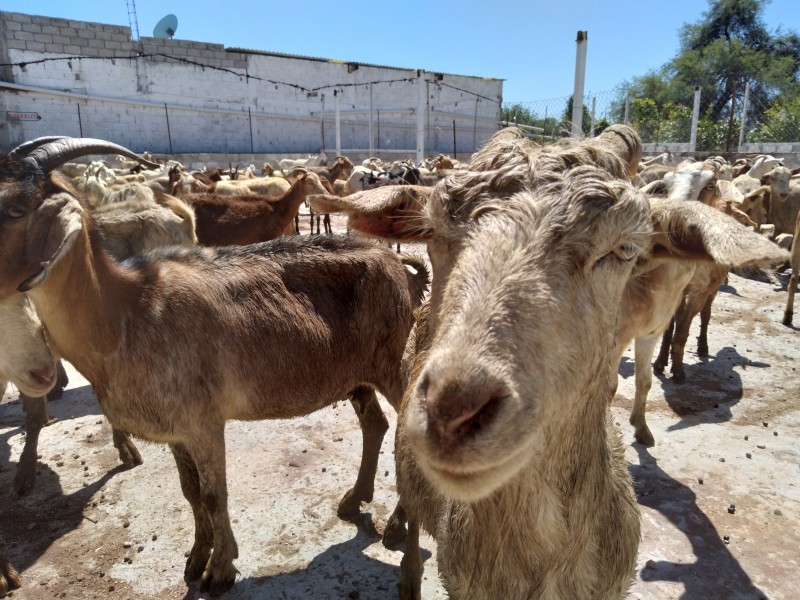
(473, 98, 479, 150)
(416, 70, 425, 163)
(589, 96, 596, 136)
(334, 89, 341, 157)
(689, 87, 701, 153)
(725, 80, 738, 154)
(164, 103, 173, 154)
(624, 95, 631, 125)
(453, 119, 457, 157)
(571, 30, 588, 137)
(248, 106, 254, 153)
(320, 94, 325, 152)
(738, 81, 751, 151)
(368, 82, 374, 157)
(77, 102, 83, 137)
(377, 109, 380, 152)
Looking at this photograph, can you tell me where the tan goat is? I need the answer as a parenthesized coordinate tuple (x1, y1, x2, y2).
(309, 125, 790, 598)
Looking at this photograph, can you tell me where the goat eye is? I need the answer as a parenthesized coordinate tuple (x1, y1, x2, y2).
(705, 182, 716, 191)
(2, 205, 26, 219)
(595, 242, 638, 269)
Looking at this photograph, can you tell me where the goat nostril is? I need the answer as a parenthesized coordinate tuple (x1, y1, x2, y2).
(427, 386, 504, 443)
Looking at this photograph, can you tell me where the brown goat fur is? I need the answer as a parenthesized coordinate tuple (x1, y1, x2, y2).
(0, 149, 429, 595)
(182, 171, 328, 245)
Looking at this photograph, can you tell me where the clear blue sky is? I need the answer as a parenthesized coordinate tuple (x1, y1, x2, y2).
(2, 0, 797, 103)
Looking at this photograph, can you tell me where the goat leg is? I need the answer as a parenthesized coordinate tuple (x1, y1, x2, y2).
(653, 318, 674, 376)
(170, 443, 214, 583)
(337, 386, 389, 518)
(46, 359, 70, 401)
(184, 433, 239, 596)
(697, 293, 716, 357)
(785, 268, 798, 326)
(113, 428, 143, 467)
(0, 554, 21, 597)
(629, 337, 658, 447)
(398, 517, 423, 600)
(13, 394, 48, 495)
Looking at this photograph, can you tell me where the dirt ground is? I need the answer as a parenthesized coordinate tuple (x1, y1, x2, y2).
(1, 211, 798, 600)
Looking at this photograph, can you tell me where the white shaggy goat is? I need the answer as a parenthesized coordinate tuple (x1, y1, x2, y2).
(0, 138, 429, 596)
(309, 125, 789, 598)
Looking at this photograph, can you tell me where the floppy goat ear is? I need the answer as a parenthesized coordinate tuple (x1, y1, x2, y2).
(18, 193, 84, 292)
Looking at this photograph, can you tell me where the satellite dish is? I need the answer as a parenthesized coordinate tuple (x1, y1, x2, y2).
(153, 14, 178, 39)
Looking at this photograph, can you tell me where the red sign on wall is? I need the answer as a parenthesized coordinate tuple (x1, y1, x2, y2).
(7, 111, 41, 121)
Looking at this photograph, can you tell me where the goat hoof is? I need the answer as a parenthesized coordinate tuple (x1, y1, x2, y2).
(337, 488, 365, 519)
(382, 519, 408, 548)
(671, 371, 687, 385)
(118, 444, 144, 468)
(200, 570, 236, 597)
(183, 549, 209, 582)
(12, 468, 35, 496)
(653, 361, 666, 375)
(634, 429, 655, 448)
(783, 314, 793, 327)
(697, 345, 709, 358)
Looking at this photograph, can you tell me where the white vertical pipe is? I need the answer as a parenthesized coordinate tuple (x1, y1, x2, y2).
(738, 81, 751, 151)
(689, 86, 701, 153)
(334, 89, 341, 157)
(571, 30, 588, 137)
(416, 70, 426, 164)
(589, 96, 596, 136)
(624, 95, 631, 124)
(368, 82, 374, 157)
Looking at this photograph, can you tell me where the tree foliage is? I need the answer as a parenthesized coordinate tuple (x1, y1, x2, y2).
(616, 0, 800, 144)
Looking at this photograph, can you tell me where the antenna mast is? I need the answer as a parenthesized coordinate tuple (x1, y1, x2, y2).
(126, 0, 140, 40)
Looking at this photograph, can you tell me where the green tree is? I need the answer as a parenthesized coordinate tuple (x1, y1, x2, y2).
(750, 95, 800, 141)
(616, 0, 800, 148)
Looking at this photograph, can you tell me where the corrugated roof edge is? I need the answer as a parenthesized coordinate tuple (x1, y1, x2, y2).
(225, 47, 504, 82)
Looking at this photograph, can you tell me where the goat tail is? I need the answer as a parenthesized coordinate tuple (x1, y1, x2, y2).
(158, 193, 198, 245)
(398, 253, 430, 308)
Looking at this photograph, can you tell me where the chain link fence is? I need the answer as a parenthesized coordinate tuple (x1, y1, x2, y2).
(508, 86, 800, 155)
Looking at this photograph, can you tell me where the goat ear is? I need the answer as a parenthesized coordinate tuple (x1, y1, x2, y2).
(648, 198, 788, 268)
(17, 193, 84, 292)
(308, 186, 433, 241)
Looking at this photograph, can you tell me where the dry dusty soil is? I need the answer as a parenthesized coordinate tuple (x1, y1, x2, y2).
(1, 216, 798, 599)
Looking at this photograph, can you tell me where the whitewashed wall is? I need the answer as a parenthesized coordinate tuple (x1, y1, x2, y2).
(0, 10, 503, 158)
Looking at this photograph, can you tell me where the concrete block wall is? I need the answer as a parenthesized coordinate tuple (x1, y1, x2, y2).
(0, 10, 503, 155)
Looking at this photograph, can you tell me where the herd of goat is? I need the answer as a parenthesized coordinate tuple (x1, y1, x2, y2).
(0, 128, 797, 599)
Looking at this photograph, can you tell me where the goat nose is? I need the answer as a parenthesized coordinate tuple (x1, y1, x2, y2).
(29, 363, 56, 386)
(419, 370, 505, 445)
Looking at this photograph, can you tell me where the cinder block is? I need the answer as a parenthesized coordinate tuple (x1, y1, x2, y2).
(4, 20, 21, 31)
(45, 43, 65, 54)
(25, 40, 45, 52)
(105, 40, 121, 50)
(21, 22, 42, 34)
(64, 45, 82, 54)
(16, 30, 34, 41)
(9, 13, 32, 24)
(52, 35, 70, 45)
(41, 25, 60, 35)
(33, 33, 53, 44)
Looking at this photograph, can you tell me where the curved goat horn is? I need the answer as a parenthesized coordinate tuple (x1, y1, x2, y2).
(9, 135, 71, 158)
(22, 137, 161, 173)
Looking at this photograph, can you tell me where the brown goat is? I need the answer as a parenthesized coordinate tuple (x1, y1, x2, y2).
(182, 171, 328, 246)
(0, 138, 429, 596)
